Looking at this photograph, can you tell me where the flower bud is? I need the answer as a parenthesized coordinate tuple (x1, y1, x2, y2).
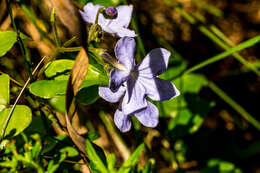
(103, 7, 118, 19)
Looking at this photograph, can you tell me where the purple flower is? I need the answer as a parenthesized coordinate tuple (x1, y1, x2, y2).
(79, 3, 137, 37)
(99, 37, 180, 132)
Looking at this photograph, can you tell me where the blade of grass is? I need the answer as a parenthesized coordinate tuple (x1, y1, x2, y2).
(99, 111, 130, 161)
(176, 7, 260, 76)
(184, 35, 260, 74)
(208, 81, 260, 131)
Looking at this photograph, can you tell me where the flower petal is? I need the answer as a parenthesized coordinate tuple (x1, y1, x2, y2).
(114, 5, 133, 28)
(109, 69, 130, 92)
(137, 48, 171, 77)
(135, 101, 159, 127)
(138, 77, 180, 101)
(79, 3, 107, 26)
(114, 37, 136, 71)
(121, 78, 147, 115)
(114, 109, 132, 132)
(99, 85, 126, 103)
(104, 25, 137, 37)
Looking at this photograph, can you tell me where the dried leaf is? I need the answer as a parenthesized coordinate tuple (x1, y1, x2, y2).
(65, 47, 89, 155)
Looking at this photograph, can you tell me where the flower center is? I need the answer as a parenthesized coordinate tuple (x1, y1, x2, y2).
(130, 71, 138, 79)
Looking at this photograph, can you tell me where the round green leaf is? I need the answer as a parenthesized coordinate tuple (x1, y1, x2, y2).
(49, 96, 66, 113)
(29, 80, 67, 99)
(0, 105, 32, 138)
(0, 31, 30, 57)
(0, 74, 10, 111)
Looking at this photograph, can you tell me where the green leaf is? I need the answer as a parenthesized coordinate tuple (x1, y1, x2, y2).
(159, 55, 188, 80)
(59, 146, 79, 157)
(0, 31, 30, 57)
(0, 105, 32, 138)
(118, 143, 145, 173)
(107, 154, 116, 172)
(76, 85, 99, 105)
(86, 132, 101, 141)
(44, 59, 108, 84)
(49, 96, 66, 113)
(29, 80, 67, 99)
(174, 73, 208, 93)
(167, 94, 214, 139)
(0, 74, 10, 111)
(45, 59, 73, 80)
(86, 139, 109, 173)
(159, 73, 208, 116)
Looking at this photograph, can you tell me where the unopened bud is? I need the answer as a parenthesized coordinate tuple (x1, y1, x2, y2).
(103, 7, 118, 19)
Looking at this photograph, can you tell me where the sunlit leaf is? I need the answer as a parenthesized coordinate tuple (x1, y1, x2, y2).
(0, 74, 10, 111)
(59, 146, 79, 157)
(49, 96, 66, 113)
(0, 105, 32, 138)
(86, 139, 109, 173)
(118, 143, 145, 173)
(0, 31, 30, 57)
(45, 59, 73, 80)
(29, 80, 67, 99)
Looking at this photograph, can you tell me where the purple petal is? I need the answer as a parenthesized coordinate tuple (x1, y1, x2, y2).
(135, 101, 159, 127)
(114, 109, 132, 132)
(109, 69, 130, 92)
(138, 77, 180, 101)
(114, 5, 133, 28)
(137, 48, 171, 77)
(114, 37, 136, 71)
(99, 85, 126, 103)
(106, 26, 137, 37)
(79, 3, 107, 26)
(121, 78, 147, 115)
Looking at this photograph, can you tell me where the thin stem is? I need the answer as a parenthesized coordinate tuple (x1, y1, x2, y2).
(95, 8, 104, 24)
(99, 111, 130, 161)
(208, 81, 260, 131)
(51, 8, 61, 47)
(0, 56, 47, 141)
(6, 0, 33, 79)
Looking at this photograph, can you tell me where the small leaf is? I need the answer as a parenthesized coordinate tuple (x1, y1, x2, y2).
(174, 73, 208, 93)
(49, 96, 66, 113)
(45, 59, 108, 84)
(59, 146, 79, 157)
(86, 132, 101, 141)
(45, 59, 74, 80)
(118, 143, 145, 173)
(0, 31, 30, 57)
(0, 74, 10, 111)
(86, 139, 109, 173)
(29, 80, 67, 99)
(76, 85, 99, 105)
(0, 105, 32, 138)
